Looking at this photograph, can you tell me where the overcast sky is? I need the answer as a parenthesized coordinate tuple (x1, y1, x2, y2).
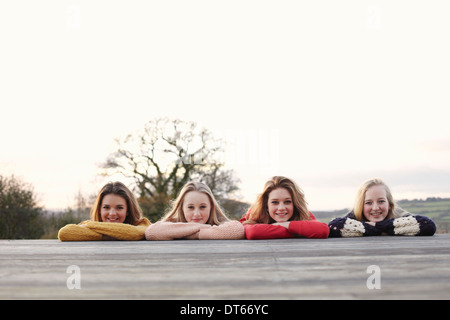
(1, 1, 449, 212)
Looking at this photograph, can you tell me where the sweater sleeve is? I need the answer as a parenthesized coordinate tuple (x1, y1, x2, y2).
(328, 216, 382, 237)
(145, 221, 206, 240)
(244, 224, 293, 240)
(288, 220, 330, 239)
(58, 221, 103, 241)
(198, 221, 245, 240)
(85, 218, 151, 241)
(375, 215, 436, 236)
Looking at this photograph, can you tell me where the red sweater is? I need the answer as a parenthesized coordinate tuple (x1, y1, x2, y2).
(240, 210, 329, 240)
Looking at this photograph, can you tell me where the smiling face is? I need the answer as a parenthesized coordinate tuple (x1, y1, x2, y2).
(182, 191, 211, 224)
(363, 185, 390, 222)
(100, 194, 128, 223)
(267, 188, 294, 223)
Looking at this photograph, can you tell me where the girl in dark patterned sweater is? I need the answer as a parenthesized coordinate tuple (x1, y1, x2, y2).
(328, 178, 436, 237)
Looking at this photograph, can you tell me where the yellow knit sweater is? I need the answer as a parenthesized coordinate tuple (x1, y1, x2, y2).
(58, 218, 151, 241)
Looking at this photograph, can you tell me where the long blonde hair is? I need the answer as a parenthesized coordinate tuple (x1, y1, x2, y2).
(90, 181, 144, 225)
(161, 181, 229, 225)
(244, 176, 311, 224)
(353, 178, 396, 222)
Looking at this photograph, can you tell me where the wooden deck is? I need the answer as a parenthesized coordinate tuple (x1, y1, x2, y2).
(1, 235, 449, 300)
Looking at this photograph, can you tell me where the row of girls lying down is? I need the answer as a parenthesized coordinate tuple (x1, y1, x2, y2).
(57, 176, 437, 241)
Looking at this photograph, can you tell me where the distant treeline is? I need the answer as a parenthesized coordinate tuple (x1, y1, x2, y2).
(312, 209, 350, 223)
(398, 197, 450, 203)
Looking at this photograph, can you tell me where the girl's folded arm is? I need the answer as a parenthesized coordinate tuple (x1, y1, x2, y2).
(244, 224, 292, 240)
(328, 217, 381, 237)
(58, 223, 103, 241)
(328, 217, 346, 237)
(198, 221, 245, 240)
(145, 221, 202, 240)
(415, 215, 437, 236)
(288, 220, 330, 239)
(375, 215, 436, 236)
(85, 218, 151, 241)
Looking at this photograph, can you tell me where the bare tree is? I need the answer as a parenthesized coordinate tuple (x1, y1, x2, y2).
(100, 118, 241, 220)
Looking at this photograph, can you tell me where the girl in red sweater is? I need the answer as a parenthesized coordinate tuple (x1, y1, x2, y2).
(241, 176, 329, 239)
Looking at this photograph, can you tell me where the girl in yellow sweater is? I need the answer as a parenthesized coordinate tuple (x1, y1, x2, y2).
(58, 182, 150, 241)
(145, 181, 244, 240)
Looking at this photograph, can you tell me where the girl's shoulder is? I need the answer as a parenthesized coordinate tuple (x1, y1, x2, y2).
(308, 211, 317, 220)
(136, 217, 151, 226)
(240, 208, 252, 223)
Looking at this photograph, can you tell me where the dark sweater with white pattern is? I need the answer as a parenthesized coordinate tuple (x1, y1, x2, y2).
(328, 208, 436, 237)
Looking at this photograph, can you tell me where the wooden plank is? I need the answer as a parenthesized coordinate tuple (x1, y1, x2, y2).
(1, 235, 449, 299)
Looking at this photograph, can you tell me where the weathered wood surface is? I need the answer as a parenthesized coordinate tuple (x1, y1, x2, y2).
(1, 235, 449, 299)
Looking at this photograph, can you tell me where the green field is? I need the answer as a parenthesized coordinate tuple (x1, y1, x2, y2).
(313, 198, 450, 233)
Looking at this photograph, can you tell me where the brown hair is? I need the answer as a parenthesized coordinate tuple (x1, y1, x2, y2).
(161, 181, 229, 225)
(244, 176, 310, 224)
(90, 181, 144, 225)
